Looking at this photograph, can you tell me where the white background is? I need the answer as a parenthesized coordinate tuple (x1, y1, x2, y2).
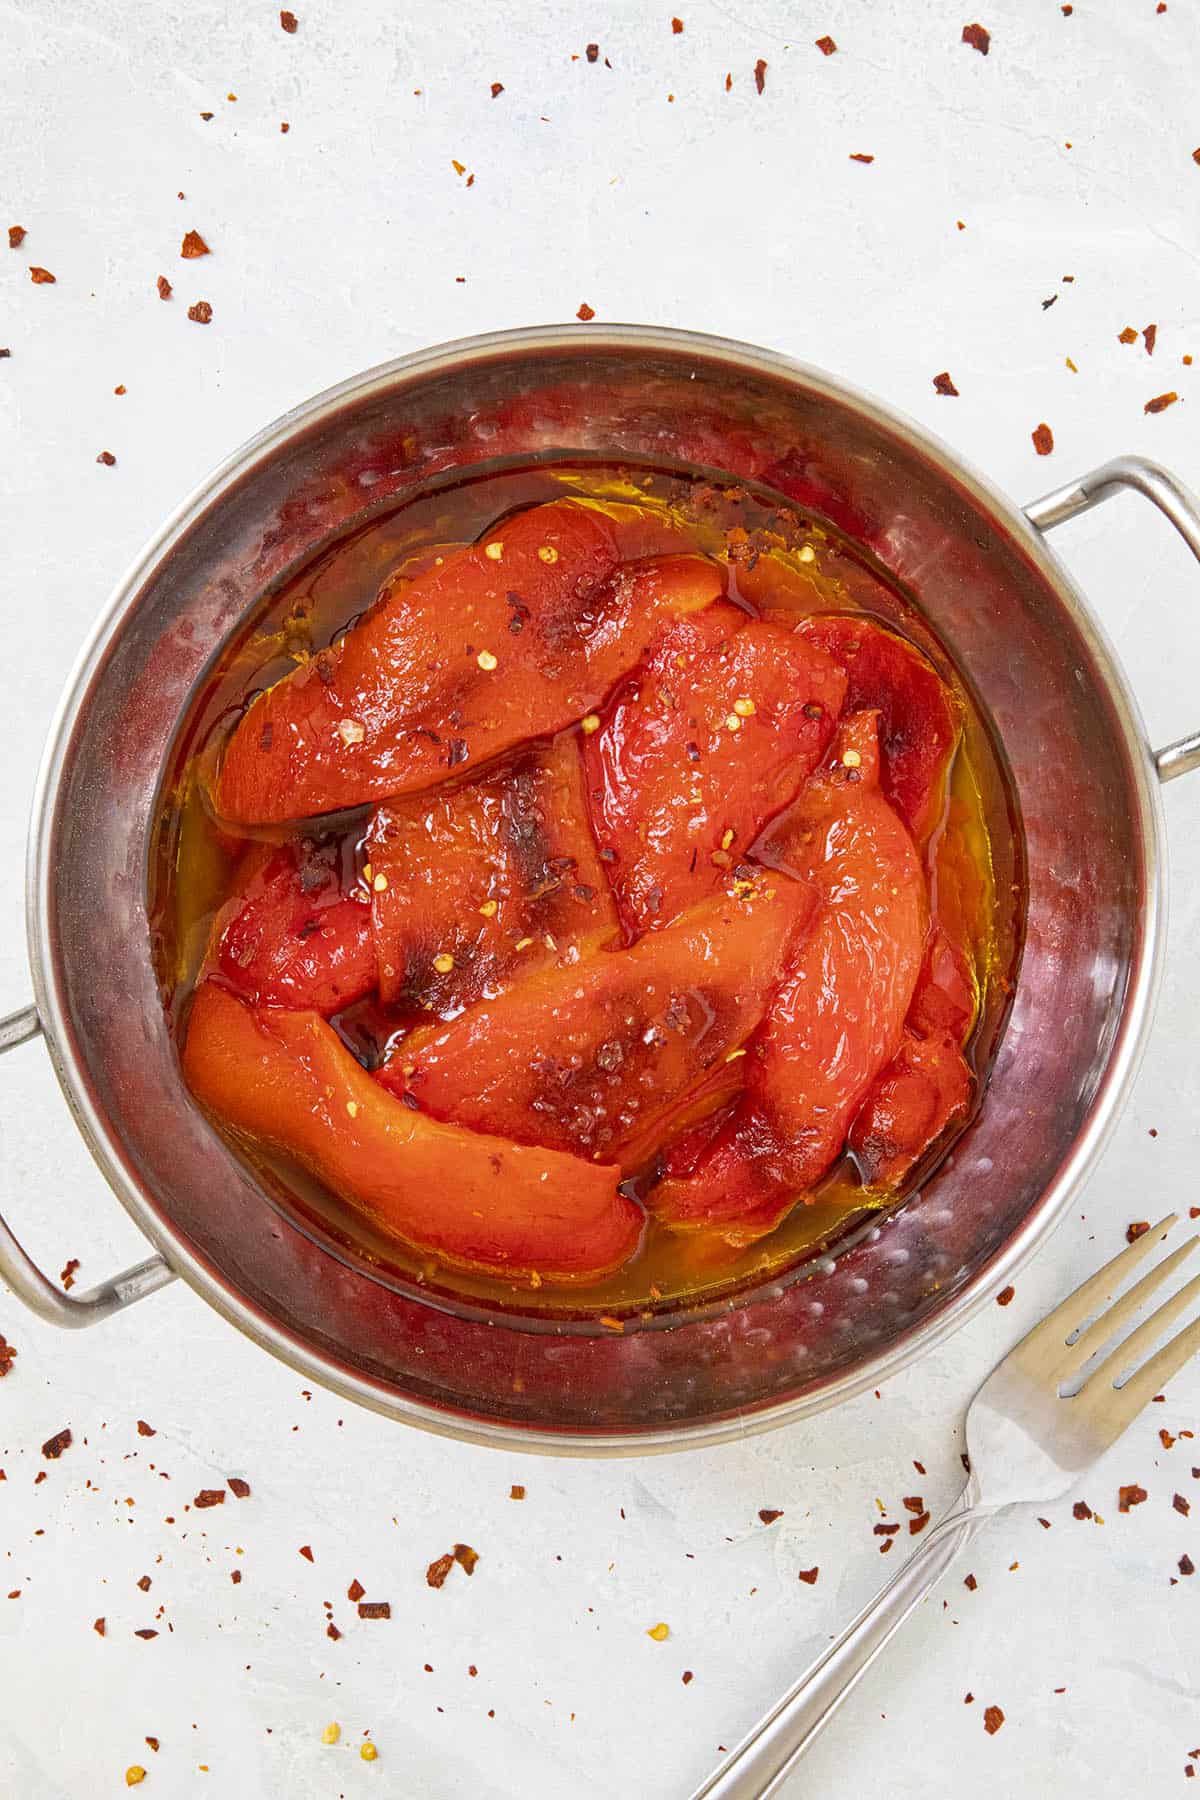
(2, 1, 1199, 1794)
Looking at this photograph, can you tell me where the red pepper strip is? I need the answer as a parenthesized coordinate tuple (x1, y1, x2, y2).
(795, 615, 961, 843)
(214, 495, 723, 822)
(847, 925, 976, 1188)
(377, 873, 816, 1171)
(650, 713, 926, 1240)
(582, 606, 846, 938)
(368, 734, 619, 1013)
(182, 982, 640, 1283)
(208, 838, 375, 1016)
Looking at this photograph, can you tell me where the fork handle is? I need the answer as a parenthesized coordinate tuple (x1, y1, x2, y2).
(689, 1485, 991, 1800)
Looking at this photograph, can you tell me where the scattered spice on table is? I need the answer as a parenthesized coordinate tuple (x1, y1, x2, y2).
(754, 58, 768, 93)
(227, 1477, 250, 1498)
(0, 1337, 19, 1379)
(1032, 422, 1054, 455)
(144, 1738, 159, 1753)
(30, 266, 56, 284)
(758, 1508, 783, 1524)
(1143, 323, 1158, 356)
(586, 43, 599, 62)
(426, 1553, 454, 1589)
(491, 82, 504, 97)
(1073, 1500, 1093, 1520)
(280, 9, 298, 30)
(193, 1488, 225, 1508)
(983, 1704, 1005, 1734)
(997, 1284, 1015, 1305)
(348, 1577, 365, 1601)
(453, 1543, 479, 1575)
(156, 275, 172, 300)
(1173, 1494, 1190, 1515)
(933, 371, 959, 396)
(96, 451, 116, 467)
(136, 1420, 156, 1437)
(672, 16, 683, 32)
(510, 1485, 525, 1500)
(137, 1575, 152, 1592)
(125, 1769, 146, 1788)
(1126, 1220, 1150, 1242)
(815, 35, 837, 54)
(1162, 1429, 1177, 1449)
(180, 230, 209, 259)
(849, 152, 874, 163)
(964, 1573, 978, 1590)
(361, 1742, 379, 1762)
(1145, 391, 1178, 414)
(647, 1621, 670, 1640)
(798, 1566, 820, 1585)
(134, 1629, 158, 1641)
(9, 225, 26, 247)
(187, 301, 213, 324)
(1179, 1554, 1194, 1575)
(93, 1617, 106, 1636)
(1118, 326, 1138, 344)
(299, 1545, 314, 1562)
(576, 302, 595, 321)
(1118, 1484, 1148, 1511)
(909, 1511, 931, 1534)
(358, 1601, 391, 1619)
(962, 22, 991, 54)
(42, 1428, 72, 1460)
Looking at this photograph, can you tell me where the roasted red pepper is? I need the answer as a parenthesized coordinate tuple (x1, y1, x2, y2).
(207, 838, 375, 1016)
(651, 714, 926, 1238)
(582, 605, 846, 937)
(376, 873, 816, 1169)
(796, 615, 961, 842)
(215, 498, 723, 823)
(182, 982, 641, 1282)
(367, 735, 618, 1013)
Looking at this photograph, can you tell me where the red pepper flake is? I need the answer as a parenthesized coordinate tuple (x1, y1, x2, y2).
(576, 302, 596, 322)
(358, 1601, 391, 1619)
(672, 16, 684, 32)
(909, 1511, 931, 1535)
(964, 1573, 978, 1590)
(585, 43, 599, 63)
(510, 1485, 525, 1500)
(1145, 391, 1179, 414)
(1038, 1517, 1052, 1529)
(280, 120, 290, 132)
(1173, 1493, 1190, 1515)
(187, 301, 213, 324)
(298, 1544, 314, 1562)
(29, 266, 56, 284)
(996, 1284, 1015, 1306)
(754, 58, 768, 94)
(879, 1538, 894, 1554)
(59, 1258, 80, 1288)
(1073, 1500, 1093, 1520)
(34, 1470, 47, 1485)
(797, 1566, 820, 1585)
(0, 1337, 17, 1379)
(1143, 323, 1158, 356)
(8, 225, 26, 248)
(758, 1508, 784, 1525)
(468, 1664, 478, 1677)
(1118, 1484, 1148, 1511)
(724, 71, 732, 90)
(682, 1670, 694, 1684)
(145, 1739, 159, 1754)
(1126, 1220, 1151, 1242)
(136, 1419, 156, 1438)
(280, 8, 298, 30)
(93, 1617, 106, 1636)
(1180, 1554, 1195, 1575)
(964, 1692, 975, 1704)
(114, 384, 126, 395)
(180, 230, 210, 259)
(42, 1428, 72, 1460)
(1061, 4, 1072, 12)
(902, 1496, 925, 1513)
(427, 1554, 454, 1588)
(347, 1578, 365, 1602)
(193, 1488, 225, 1508)
(230, 1569, 242, 1584)
(983, 1704, 1005, 1735)
(227, 1477, 250, 1499)
(962, 22, 990, 53)
(849, 152, 874, 163)
(326, 1622, 342, 1639)
(491, 81, 504, 97)
(913, 1461, 926, 1475)
(134, 1629, 159, 1641)
(1118, 326, 1138, 344)
(1161, 1429, 1177, 1450)
(156, 275, 172, 300)
(933, 371, 959, 396)
(874, 1522, 900, 1536)
(136, 1575, 152, 1592)
(815, 34, 837, 54)
(1031, 422, 1054, 456)
(96, 451, 116, 467)
(453, 1543, 479, 1575)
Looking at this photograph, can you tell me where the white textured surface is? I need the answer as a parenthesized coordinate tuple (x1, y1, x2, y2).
(2, 1, 1199, 1794)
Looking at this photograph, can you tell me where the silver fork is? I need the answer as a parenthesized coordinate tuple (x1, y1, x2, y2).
(691, 1214, 1200, 1800)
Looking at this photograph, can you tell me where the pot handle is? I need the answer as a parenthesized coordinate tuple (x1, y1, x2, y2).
(1025, 454, 1200, 783)
(0, 1003, 176, 1326)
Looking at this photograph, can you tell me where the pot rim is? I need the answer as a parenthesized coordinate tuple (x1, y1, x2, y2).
(24, 322, 1166, 1455)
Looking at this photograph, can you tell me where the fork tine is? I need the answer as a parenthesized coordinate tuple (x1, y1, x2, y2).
(1102, 1310, 1200, 1426)
(1019, 1214, 1177, 1355)
(1077, 1265, 1200, 1400)
(1059, 1236, 1200, 1378)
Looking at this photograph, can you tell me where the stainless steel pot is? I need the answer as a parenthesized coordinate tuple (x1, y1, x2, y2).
(3, 325, 1198, 1452)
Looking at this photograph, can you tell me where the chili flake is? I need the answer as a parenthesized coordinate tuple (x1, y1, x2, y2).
(193, 1488, 225, 1508)
(682, 1670, 694, 1684)
(576, 302, 596, 321)
(1180, 1554, 1195, 1575)
(426, 1553, 454, 1588)
(30, 267, 56, 284)
(1144, 323, 1158, 356)
(983, 1704, 1005, 1734)
(96, 451, 116, 467)
(347, 1578, 365, 1601)
(586, 43, 599, 62)
(187, 301, 213, 323)
(1126, 1220, 1151, 1242)
(932, 371, 959, 396)
(754, 58, 768, 92)
(42, 1428, 72, 1459)
(358, 1600, 391, 1619)
(962, 22, 991, 53)
(758, 1508, 783, 1524)
(510, 1485, 526, 1500)
(60, 1258, 81, 1288)
(491, 81, 504, 97)
(1173, 1493, 1190, 1516)
(453, 1543, 479, 1575)
(280, 9, 298, 30)
(798, 1566, 820, 1584)
(93, 1617, 106, 1635)
(1073, 1500, 1092, 1519)
(180, 230, 210, 259)
(157, 275, 172, 300)
(1145, 391, 1179, 414)
(672, 16, 683, 31)
(1118, 1484, 1147, 1511)
(1032, 422, 1054, 455)
(849, 152, 874, 163)
(815, 34, 837, 54)
(228, 1477, 250, 1498)
(997, 1285, 1015, 1306)
(964, 1573, 978, 1590)
(8, 225, 26, 248)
